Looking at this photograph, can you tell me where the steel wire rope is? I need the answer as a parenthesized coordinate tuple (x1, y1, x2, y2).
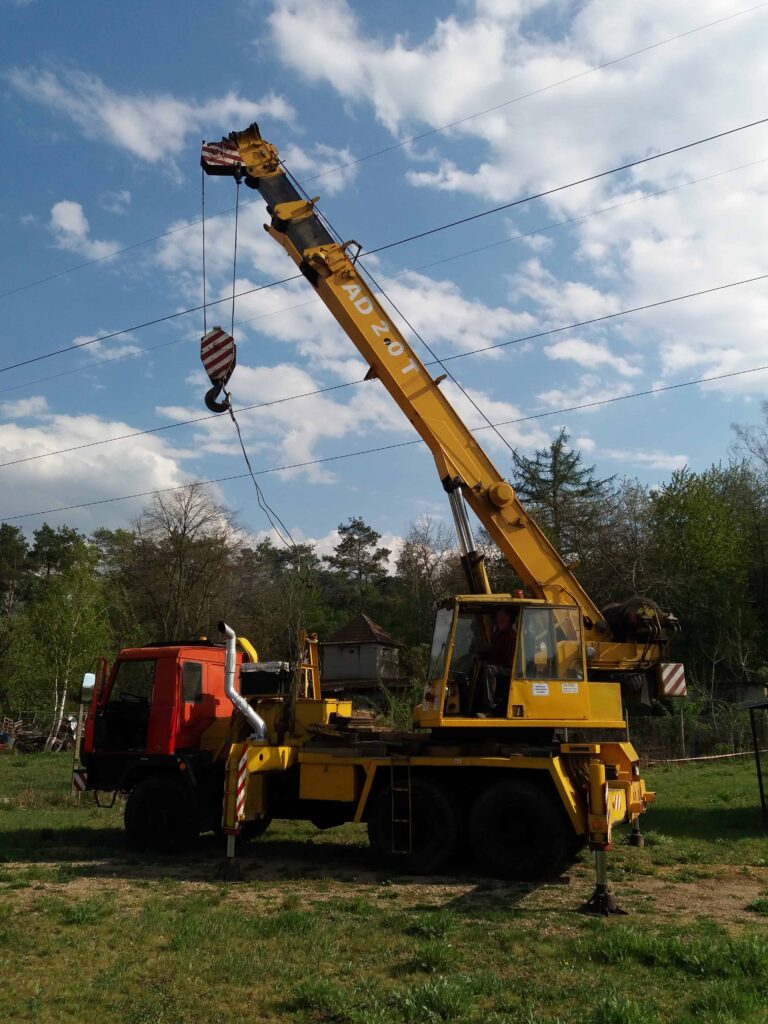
(4, 358, 768, 522)
(4, 153, 765, 398)
(4, 0, 764, 303)
(4, 269, 768, 469)
(3, 115, 765, 380)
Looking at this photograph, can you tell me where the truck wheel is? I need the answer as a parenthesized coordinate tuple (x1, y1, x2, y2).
(469, 779, 572, 880)
(242, 816, 272, 840)
(367, 778, 458, 874)
(124, 775, 198, 854)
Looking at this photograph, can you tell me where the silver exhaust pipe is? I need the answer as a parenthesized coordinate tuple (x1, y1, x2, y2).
(220, 621, 267, 740)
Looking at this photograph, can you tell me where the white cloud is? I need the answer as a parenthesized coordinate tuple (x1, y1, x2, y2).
(1, 396, 49, 418)
(281, 142, 359, 195)
(602, 448, 688, 472)
(99, 189, 131, 214)
(71, 329, 142, 363)
(536, 373, 635, 412)
(6, 68, 295, 166)
(49, 200, 119, 260)
(159, 361, 407, 484)
(0, 407, 193, 531)
(545, 337, 640, 377)
(266, 0, 768, 399)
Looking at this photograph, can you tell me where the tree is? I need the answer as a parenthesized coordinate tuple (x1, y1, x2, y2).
(2, 546, 113, 731)
(29, 523, 87, 578)
(732, 399, 768, 469)
(0, 524, 29, 617)
(95, 486, 241, 642)
(323, 517, 391, 613)
(393, 517, 459, 645)
(647, 464, 764, 699)
(511, 429, 615, 556)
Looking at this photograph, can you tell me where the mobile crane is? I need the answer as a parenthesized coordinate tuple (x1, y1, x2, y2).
(75, 123, 686, 914)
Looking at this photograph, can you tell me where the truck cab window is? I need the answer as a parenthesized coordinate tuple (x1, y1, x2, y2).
(181, 662, 203, 703)
(109, 660, 156, 704)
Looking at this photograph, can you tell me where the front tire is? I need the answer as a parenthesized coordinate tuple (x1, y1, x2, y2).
(124, 775, 198, 854)
(469, 779, 572, 879)
(367, 778, 458, 874)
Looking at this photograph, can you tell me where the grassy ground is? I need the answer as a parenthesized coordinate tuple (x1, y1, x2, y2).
(1, 755, 767, 1024)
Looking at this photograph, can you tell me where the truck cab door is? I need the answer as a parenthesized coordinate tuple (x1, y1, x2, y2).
(93, 658, 157, 752)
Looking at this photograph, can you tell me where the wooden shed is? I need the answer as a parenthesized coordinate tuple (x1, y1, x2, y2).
(321, 614, 404, 691)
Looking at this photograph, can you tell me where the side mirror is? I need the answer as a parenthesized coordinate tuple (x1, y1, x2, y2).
(81, 672, 96, 703)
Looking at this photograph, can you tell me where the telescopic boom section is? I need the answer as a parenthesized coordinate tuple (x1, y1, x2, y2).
(201, 123, 603, 625)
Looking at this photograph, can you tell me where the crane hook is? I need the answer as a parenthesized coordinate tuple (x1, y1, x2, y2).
(200, 327, 237, 414)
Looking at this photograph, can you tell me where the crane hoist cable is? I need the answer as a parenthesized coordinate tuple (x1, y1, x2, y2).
(199, 175, 307, 573)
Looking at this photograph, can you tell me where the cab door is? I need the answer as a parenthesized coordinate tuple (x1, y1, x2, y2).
(93, 658, 157, 751)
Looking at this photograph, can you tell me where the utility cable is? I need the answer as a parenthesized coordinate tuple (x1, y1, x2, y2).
(0, 274, 302, 375)
(366, 115, 768, 256)
(3, 0, 765, 307)
(3, 154, 764, 398)
(4, 359, 768, 522)
(4, 115, 767, 377)
(3, 268, 768, 469)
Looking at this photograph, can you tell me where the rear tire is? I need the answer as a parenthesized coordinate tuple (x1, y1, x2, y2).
(124, 775, 198, 854)
(367, 778, 458, 874)
(241, 816, 272, 840)
(469, 779, 572, 879)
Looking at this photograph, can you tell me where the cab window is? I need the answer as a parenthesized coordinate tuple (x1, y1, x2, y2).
(108, 659, 156, 704)
(427, 608, 453, 680)
(181, 662, 204, 703)
(515, 607, 583, 680)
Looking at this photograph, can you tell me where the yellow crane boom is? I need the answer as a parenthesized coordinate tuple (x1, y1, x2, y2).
(201, 123, 680, 678)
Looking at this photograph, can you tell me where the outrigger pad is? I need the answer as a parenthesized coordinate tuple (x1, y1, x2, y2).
(579, 884, 628, 917)
(216, 857, 244, 883)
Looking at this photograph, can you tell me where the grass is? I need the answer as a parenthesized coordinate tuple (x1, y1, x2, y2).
(1, 753, 767, 1023)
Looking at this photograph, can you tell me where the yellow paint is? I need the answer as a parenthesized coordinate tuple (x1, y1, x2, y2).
(300, 763, 358, 802)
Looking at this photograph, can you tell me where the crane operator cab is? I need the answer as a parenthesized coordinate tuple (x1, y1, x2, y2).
(416, 595, 623, 731)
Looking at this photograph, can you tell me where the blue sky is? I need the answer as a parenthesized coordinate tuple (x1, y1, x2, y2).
(2, 0, 767, 557)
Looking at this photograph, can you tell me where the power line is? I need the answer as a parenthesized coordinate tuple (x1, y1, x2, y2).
(4, 4, 762, 303)
(4, 153, 763, 398)
(366, 115, 768, 256)
(3, 266, 765, 468)
(4, 359, 768, 522)
(0, 274, 301, 375)
(5, 116, 766, 378)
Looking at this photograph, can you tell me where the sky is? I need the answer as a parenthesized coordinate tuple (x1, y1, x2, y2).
(2, 0, 767, 560)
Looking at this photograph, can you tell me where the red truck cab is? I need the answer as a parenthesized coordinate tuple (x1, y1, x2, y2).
(81, 641, 245, 792)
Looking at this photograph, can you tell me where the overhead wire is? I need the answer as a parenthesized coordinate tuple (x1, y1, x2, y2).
(3, 153, 765, 398)
(4, 1, 765, 303)
(365, 114, 768, 256)
(4, 358, 768, 523)
(5, 113, 767, 378)
(3, 267, 768, 469)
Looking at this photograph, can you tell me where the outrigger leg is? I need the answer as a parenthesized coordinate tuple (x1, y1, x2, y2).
(580, 849, 626, 916)
(218, 830, 243, 882)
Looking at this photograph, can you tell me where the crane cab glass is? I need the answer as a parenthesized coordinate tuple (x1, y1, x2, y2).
(422, 601, 587, 721)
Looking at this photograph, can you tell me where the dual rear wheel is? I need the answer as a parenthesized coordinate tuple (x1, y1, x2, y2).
(367, 776, 573, 879)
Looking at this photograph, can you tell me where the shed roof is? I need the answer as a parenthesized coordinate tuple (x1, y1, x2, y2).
(323, 613, 401, 648)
